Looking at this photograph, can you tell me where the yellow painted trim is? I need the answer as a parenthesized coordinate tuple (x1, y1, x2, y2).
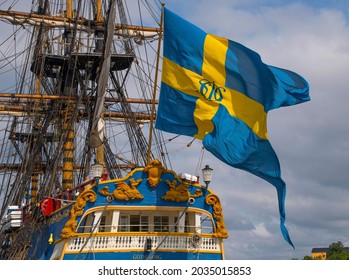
(61, 231, 217, 239)
(220, 239, 225, 260)
(59, 239, 70, 260)
(79, 205, 213, 215)
(97, 162, 204, 190)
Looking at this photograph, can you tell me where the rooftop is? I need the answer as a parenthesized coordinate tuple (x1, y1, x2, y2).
(312, 247, 349, 253)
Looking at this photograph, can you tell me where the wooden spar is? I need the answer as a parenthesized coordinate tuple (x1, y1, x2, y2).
(0, 10, 160, 37)
(147, 3, 164, 164)
(0, 105, 154, 121)
(0, 163, 135, 172)
(0, 93, 158, 104)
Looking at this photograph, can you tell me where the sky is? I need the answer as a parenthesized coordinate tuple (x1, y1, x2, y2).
(0, 0, 348, 261)
(159, 0, 349, 260)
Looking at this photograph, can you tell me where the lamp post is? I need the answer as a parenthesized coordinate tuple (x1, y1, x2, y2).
(202, 164, 213, 190)
(91, 162, 103, 185)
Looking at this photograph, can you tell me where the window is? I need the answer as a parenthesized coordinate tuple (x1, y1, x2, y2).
(184, 214, 190, 233)
(130, 215, 140, 231)
(99, 216, 106, 232)
(174, 217, 178, 232)
(77, 213, 95, 233)
(200, 214, 213, 234)
(154, 216, 169, 232)
(114, 211, 210, 233)
(119, 215, 128, 232)
(140, 216, 149, 232)
(77, 215, 87, 233)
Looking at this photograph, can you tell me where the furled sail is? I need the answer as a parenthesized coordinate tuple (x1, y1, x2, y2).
(89, 0, 116, 148)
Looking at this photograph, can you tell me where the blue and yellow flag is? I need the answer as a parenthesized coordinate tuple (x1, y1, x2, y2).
(156, 8, 310, 248)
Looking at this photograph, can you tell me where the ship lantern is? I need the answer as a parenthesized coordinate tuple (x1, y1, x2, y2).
(91, 162, 104, 179)
(48, 233, 54, 244)
(202, 165, 213, 188)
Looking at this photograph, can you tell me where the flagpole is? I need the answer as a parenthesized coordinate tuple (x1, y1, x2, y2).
(147, 2, 165, 164)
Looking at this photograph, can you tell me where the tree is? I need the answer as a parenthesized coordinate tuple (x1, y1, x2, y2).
(327, 241, 349, 260)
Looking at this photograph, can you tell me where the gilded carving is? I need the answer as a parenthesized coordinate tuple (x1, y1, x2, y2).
(162, 180, 204, 202)
(61, 189, 97, 239)
(144, 159, 166, 187)
(162, 180, 190, 202)
(99, 186, 110, 197)
(192, 189, 203, 198)
(99, 178, 143, 200)
(205, 194, 229, 238)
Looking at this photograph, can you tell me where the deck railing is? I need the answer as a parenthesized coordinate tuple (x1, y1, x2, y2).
(65, 234, 221, 253)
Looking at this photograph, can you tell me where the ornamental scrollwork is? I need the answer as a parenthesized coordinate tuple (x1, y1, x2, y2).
(205, 194, 229, 238)
(61, 189, 97, 239)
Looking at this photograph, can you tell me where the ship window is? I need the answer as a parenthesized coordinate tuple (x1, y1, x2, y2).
(174, 217, 178, 232)
(140, 216, 148, 232)
(173, 213, 188, 232)
(130, 215, 140, 231)
(119, 215, 128, 232)
(99, 216, 106, 232)
(128, 215, 149, 232)
(77, 212, 95, 233)
(154, 216, 169, 232)
(77, 216, 87, 233)
(184, 214, 190, 233)
(200, 213, 214, 234)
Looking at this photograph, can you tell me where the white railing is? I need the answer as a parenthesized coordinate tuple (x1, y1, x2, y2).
(66, 234, 221, 253)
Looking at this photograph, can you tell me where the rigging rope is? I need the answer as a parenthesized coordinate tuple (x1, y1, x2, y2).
(147, 201, 192, 260)
(195, 146, 205, 177)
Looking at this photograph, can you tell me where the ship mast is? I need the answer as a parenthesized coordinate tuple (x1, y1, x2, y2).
(0, 0, 169, 259)
(95, 0, 105, 170)
(62, 0, 75, 191)
(0, 0, 163, 212)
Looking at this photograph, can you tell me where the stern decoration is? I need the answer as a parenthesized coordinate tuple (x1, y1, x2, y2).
(61, 189, 97, 238)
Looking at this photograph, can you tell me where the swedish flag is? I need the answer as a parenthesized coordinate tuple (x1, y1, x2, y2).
(156, 8, 310, 248)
